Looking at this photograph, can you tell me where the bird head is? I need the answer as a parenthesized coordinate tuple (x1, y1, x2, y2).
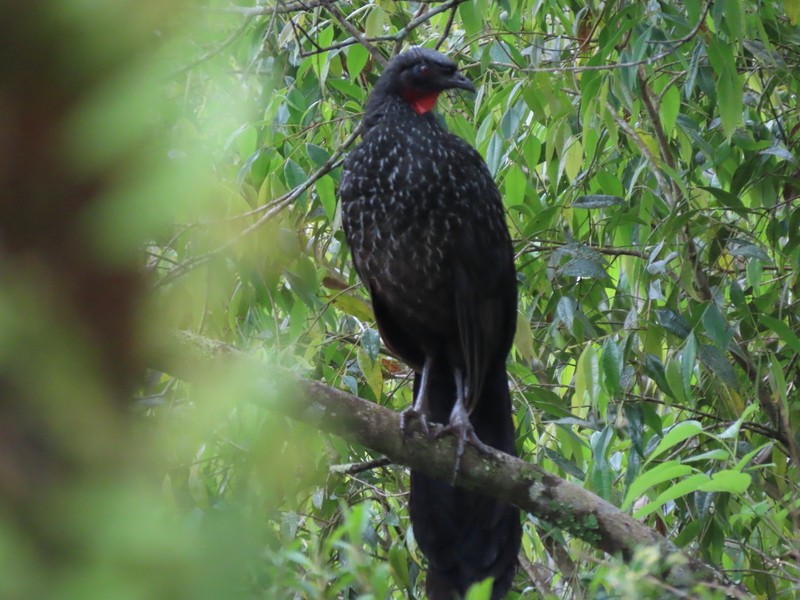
(367, 48, 476, 117)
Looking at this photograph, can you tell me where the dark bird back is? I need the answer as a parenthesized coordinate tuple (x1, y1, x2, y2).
(339, 48, 521, 599)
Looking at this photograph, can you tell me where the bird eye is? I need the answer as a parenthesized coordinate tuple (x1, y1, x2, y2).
(416, 64, 433, 77)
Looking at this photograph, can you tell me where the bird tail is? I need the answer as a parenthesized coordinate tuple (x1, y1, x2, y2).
(409, 363, 520, 600)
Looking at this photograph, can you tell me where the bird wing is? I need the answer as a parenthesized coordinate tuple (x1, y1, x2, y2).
(451, 150, 517, 415)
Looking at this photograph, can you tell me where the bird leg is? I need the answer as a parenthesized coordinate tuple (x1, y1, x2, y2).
(436, 368, 494, 482)
(400, 356, 432, 437)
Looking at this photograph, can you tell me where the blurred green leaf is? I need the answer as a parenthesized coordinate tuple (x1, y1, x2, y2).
(623, 461, 693, 511)
(647, 421, 703, 464)
(759, 315, 800, 354)
(697, 470, 751, 494)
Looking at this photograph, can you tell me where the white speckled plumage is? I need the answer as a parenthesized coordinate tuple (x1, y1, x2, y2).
(338, 48, 520, 600)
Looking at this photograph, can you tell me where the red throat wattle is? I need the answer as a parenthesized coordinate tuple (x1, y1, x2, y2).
(402, 90, 440, 115)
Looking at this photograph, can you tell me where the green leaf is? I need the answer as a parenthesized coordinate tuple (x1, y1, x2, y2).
(699, 186, 745, 211)
(622, 461, 693, 511)
(306, 143, 331, 167)
(655, 308, 692, 339)
(388, 544, 410, 588)
(503, 165, 526, 207)
(634, 473, 710, 518)
(513, 312, 535, 363)
(707, 38, 735, 77)
(665, 357, 688, 404)
(701, 303, 733, 349)
(236, 126, 258, 159)
(361, 327, 381, 362)
(284, 159, 307, 189)
(683, 449, 730, 462)
(522, 134, 542, 171)
(563, 138, 583, 182)
(721, 0, 742, 38)
(556, 296, 577, 332)
(718, 403, 759, 439)
(542, 447, 586, 480)
(559, 258, 607, 279)
(327, 78, 364, 100)
(729, 243, 771, 262)
(315, 175, 336, 223)
(601, 338, 623, 396)
(697, 470, 751, 494)
(588, 427, 615, 499)
(329, 293, 374, 322)
(643, 354, 674, 398)
(730, 279, 746, 311)
(347, 44, 369, 80)
(357, 347, 383, 400)
(759, 146, 796, 163)
(624, 402, 645, 457)
(500, 98, 525, 139)
(465, 577, 494, 600)
(485, 133, 504, 176)
(683, 43, 703, 99)
(575, 343, 599, 414)
(788, 0, 800, 24)
(759, 315, 800, 354)
(697, 344, 738, 388)
(659, 85, 680, 135)
(717, 70, 743, 138)
(459, 0, 482, 37)
(680, 333, 697, 398)
(365, 6, 386, 38)
(646, 421, 703, 464)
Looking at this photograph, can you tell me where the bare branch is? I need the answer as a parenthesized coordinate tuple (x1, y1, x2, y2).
(323, 1, 387, 66)
(486, 0, 712, 74)
(213, 0, 464, 17)
(330, 456, 392, 475)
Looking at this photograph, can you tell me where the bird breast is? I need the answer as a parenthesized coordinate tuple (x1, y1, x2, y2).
(341, 123, 468, 330)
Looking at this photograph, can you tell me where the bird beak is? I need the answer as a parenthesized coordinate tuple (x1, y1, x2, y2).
(444, 72, 476, 94)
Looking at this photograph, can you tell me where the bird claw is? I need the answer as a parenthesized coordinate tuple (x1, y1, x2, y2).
(400, 407, 430, 438)
(435, 418, 493, 483)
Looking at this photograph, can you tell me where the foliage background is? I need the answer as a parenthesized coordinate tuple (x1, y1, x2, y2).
(2, 0, 799, 599)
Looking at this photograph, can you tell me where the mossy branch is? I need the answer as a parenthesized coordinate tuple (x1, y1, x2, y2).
(155, 329, 745, 595)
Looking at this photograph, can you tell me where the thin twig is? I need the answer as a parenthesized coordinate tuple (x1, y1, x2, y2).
(607, 102, 676, 208)
(522, 242, 651, 259)
(158, 124, 363, 287)
(172, 17, 254, 76)
(323, 1, 387, 66)
(330, 456, 392, 475)
(434, 2, 458, 50)
(383, 0, 467, 46)
(488, 0, 711, 73)
(213, 0, 463, 17)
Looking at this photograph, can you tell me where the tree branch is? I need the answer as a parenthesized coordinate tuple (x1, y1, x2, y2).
(323, 1, 387, 66)
(156, 124, 362, 287)
(154, 329, 747, 596)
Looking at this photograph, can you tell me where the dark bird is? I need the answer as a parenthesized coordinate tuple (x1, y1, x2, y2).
(339, 48, 521, 599)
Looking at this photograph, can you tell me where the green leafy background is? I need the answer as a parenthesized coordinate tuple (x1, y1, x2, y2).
(3, 0, 799, 599)
(152, 1, 800, 598)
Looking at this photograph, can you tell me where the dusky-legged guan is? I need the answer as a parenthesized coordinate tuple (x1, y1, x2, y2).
(339, 48, 520, 599)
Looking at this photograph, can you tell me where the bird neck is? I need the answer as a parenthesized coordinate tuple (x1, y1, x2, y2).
(362, 94, 440, 132)
(400, 90, 441, 115)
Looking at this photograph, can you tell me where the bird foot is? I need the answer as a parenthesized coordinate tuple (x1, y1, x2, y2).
(399, 407, 431, 438)
(435, 416, 493, 483)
